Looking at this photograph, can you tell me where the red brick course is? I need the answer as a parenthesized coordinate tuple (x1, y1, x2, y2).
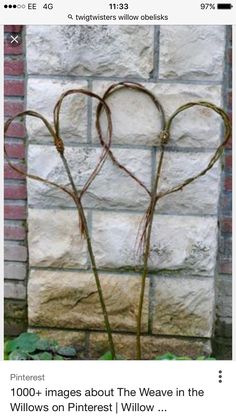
(4, 80, 25, 97)
(4, 141, 25, 159)
(4, 59, 24, 76)
(4, 41, 23, 56)
(4, 184, 27, 200)
(4, 101, 24, 116)
(4, 25, 28, 313)
(5, 122, 26, 138)
(4, 205, 27, 220)
(220, 218, 232, 234)
(4, 224, 26, 241)
(4, 163, 26, 180)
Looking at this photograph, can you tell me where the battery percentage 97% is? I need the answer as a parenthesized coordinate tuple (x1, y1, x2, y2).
(200, 3, 216, 9)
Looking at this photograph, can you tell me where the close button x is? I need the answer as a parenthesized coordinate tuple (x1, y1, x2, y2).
(7, 33, 22, 47)
(10, 35, 19, 44)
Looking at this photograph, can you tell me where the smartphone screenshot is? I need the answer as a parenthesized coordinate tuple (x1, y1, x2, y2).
(1, 1, 234, 417)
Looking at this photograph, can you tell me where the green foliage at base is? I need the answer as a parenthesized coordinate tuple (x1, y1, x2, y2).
(154, 352, 215, 360)
(99, 351, 125, 360)
(4, 332, 77, 361)
(99, 351, 216, 360)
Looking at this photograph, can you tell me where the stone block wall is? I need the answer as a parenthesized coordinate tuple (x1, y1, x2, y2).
(4, 25, 232, 359)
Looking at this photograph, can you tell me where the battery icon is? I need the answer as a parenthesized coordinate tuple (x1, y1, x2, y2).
(217, 3, 233, 8)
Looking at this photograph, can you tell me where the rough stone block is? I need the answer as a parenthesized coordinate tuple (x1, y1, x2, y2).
(27, 145, 151, 210)
(28, 209, 88, 268)
(159, 26, 225, 80)
(88, 332, 212, 360)
(92, 81, 222, 148)
(156, 151, 221, 215)
(152, 276, 214, 338)
(92, 212, 218, 276)
(28, 270, 149, 332)
(26, 26, 154, 78)
(27, 78, 87, 143)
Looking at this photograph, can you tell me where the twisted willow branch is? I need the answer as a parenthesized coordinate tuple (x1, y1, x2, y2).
(4, 90, 117, 359)
(136, 101, 231, 359)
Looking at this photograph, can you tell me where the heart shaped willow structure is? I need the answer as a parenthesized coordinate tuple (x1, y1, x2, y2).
(96, 82, 231, 359)
(4, 83, 231, 360)
(4, 89, 117, 359)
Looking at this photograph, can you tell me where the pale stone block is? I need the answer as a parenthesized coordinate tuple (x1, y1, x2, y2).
(156, 151, 221, 215)
(152, 276, 215, 338)
(27, 78, 88, 143)
(92, 213, 218, 276)
(88, 332, 212, 360)
(26, 26, 154, 78)
(28, 209, 88, 268)
(27, 145, 151, 210)
(159, 26, 225, 80)
(92, 81, 223, 148)
(28, 270, 149, 332)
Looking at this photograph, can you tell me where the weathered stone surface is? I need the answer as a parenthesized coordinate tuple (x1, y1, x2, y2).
(4, 262, 26, 280)
(28, 270, 149, 332)
(26, 26, 153, 78)
(156, 151, 221, 215)
(92, 81, 222, 148)
(216, 275, 232, 319)
(28, 328, 86, 345)
(159, 26, 225, 80)
(28, 209, 88, 268)
(152, 276, 214, 338)
(4, 244, 27, 261)
(27, 78, 87, 143)
(213, 337, 232, 360)
(4, 300, 27, 336)
(88, 332, 212, 360)
(92, 213, 218, 275)
(4, 281, 26, 299)
(27, 145, 151, 210)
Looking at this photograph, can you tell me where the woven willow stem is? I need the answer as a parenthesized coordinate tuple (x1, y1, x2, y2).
(136, 148, 165, 360)
(60, 154, 116, 359)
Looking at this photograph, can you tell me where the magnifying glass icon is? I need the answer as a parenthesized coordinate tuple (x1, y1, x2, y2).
(68, 14, 73, 19)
